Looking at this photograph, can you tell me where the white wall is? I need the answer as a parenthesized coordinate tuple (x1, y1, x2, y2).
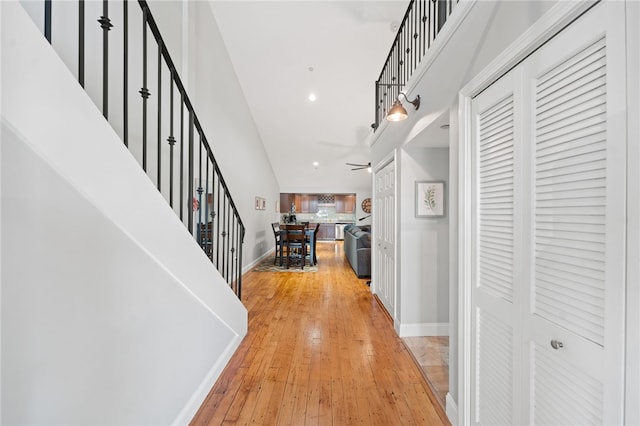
(180, 1, 280, 265)
(397, 148, 449, 337)
(1, 2, 246, 423)
(355, 188, 373, 226)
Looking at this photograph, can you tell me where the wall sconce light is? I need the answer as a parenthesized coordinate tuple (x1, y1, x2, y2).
(386, 92, 421, 122)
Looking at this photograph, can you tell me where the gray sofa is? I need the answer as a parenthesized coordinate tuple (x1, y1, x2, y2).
(343, 225, 371, 278)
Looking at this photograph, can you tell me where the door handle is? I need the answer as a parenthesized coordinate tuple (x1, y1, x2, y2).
(550, 340, 564, 350)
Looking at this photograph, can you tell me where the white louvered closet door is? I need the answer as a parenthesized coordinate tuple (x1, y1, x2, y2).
(470, 68, 524, 426)
(469, 1, 626, 425)
(523, 2, 626, 424)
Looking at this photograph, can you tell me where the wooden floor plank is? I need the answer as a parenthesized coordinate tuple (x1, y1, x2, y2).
(191, 242, 448, 426)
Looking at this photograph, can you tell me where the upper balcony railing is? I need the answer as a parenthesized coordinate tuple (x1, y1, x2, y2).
(38, 0, 245, 298)
(374, 0, 458, 129)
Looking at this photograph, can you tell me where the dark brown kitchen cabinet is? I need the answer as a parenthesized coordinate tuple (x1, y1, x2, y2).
(281, 193, 319, 213)
(280, 193, 292, 213)
(280, 194, 303, 213)
(280, 193, 354, 214)
(300, 194, 318, 213)
(292, 194, 301, 213)
(335, 194, 355, 213)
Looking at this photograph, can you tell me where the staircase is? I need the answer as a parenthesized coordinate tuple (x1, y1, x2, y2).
(36, 0, 245, 298)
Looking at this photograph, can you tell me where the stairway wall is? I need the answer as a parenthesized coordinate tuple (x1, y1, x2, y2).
(1, 2, 246, 424)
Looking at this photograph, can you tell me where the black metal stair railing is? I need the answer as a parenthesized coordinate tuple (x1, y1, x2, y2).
(41, 0, 245, 299)
(374, 0, 458, 129)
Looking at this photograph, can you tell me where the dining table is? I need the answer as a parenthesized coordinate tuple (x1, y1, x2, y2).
(278, 223, 318, 266)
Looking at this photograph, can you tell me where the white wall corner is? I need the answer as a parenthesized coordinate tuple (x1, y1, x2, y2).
(445, 392, 458, 426)
(398, 322, 449, 338)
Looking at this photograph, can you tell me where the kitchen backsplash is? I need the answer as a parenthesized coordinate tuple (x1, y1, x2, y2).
(284, 208, 355, 223)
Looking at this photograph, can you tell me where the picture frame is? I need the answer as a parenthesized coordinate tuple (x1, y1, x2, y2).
(255, 197, 267, 210)
(415, 181, 445, 217)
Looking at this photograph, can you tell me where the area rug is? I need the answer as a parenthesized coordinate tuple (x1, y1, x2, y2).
(252, 255, 318, 273)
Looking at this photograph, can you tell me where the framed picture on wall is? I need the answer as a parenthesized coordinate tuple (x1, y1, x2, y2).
(415, 181, 445, 217)
(255, 197, 267, 210)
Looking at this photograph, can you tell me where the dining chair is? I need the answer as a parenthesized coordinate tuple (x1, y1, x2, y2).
(271, 222, 283, 265)
(306, 223, 320, 266)
(283, 224, 306, 269)
(199, 222, 213, 258)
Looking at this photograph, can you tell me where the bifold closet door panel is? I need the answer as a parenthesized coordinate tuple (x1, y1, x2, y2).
(470, 67, 525, 426)
(523, 2, 627, 424)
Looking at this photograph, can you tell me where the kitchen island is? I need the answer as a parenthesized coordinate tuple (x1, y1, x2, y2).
(314, 222, 355, 241)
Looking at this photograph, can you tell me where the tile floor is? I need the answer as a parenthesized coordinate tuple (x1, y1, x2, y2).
(402, 336, 449, 408)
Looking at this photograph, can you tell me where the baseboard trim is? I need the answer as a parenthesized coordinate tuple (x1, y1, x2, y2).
(172, 333, 244, 425)
(446, 392, 458, 425)
(242, 249, 274, 274)
(373, 294, 395, 324)
(398, 322, 449, 337)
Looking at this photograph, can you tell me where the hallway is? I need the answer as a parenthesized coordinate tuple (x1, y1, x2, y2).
(191, 242, 447, 425)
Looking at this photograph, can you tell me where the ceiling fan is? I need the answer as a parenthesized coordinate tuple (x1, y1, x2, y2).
(346, 162, 371, 171)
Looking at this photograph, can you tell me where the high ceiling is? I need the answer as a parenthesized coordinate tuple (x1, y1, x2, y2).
(211, 1, 409, 191)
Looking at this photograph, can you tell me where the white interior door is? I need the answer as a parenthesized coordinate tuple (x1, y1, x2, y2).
(468, 2, 626, 424)
(374, 160, 396, 318)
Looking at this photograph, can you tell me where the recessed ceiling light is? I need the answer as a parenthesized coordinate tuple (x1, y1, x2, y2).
(309, 93, 317, 102)
(312, 161, 319, 167)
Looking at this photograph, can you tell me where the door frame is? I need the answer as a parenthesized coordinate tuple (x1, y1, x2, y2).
(625, 2, 640, 424)
(457, 1, 601, 424)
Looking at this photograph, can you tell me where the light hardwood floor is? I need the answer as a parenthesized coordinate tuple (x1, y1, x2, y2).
(191, 241, 448, 425)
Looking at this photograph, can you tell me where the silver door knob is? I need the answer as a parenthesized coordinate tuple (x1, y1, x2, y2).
(550, 340, 564, 350)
